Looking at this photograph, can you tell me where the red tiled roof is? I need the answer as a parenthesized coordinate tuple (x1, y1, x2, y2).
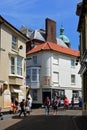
(27, 42, 80, 57)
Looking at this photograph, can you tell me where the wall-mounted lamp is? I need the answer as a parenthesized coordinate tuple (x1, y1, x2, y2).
(75, 56, 80, 65)
(18, 45, 23, 51)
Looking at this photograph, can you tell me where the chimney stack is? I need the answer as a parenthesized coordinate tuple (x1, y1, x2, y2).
(46, 18, 57, 43)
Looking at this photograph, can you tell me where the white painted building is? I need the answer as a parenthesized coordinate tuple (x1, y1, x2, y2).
(26, 42, 82, 107)
(21, 18, 82, 107)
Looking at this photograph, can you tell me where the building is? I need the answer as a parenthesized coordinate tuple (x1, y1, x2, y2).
(76, 0, 87, 115)
(0, 16, 29, 111)
(25, 18, 82, 107)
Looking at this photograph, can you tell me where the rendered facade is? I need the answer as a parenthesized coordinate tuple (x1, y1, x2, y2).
(0, 16, 28, 111)
(24, 18, 82, 107)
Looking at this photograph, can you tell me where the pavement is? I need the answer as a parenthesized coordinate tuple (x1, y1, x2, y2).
(0, 107, 87, 130)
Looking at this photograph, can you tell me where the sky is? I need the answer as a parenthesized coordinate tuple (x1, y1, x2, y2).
(0, 0, 82, 50)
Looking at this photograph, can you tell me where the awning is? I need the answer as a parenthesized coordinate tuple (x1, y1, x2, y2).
(12, 88, 21, 93)
(12, 88, 24, 96)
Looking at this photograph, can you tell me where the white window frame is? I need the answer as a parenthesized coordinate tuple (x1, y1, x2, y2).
(10, 55, 22, 76)
(12, 35, 17, 50)
(17, 57, 22, 75)
(71, 59, 75, 67)
(53, 54, 59, 65)
(71, 74, 76, 84)
(53, 72, 59, 83)
(26, 67, 40, 84)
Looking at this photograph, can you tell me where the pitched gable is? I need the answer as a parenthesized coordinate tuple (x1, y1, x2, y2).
(27, 42, 80, 57)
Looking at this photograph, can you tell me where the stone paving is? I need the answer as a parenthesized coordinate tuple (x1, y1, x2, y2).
(0, 108, 85, 130)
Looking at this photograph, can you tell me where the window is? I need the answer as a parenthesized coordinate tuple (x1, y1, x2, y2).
(57, 90, 65, 99)
(26, 68, 40, 84)
(53, 55, 58, 64)
(33, 56, 37, 65)
(26, 69, 31, 82)
(72, 90, 79, 98)
(12, 35, 17, 50)
(71, 59, 75, 67)
(53, 72, 59, 83)
(71, 74, 75, 84)
(32, 69, 37, 81)
(17, 57, 22, 75)
(32, 89, 38, 101)
(10, 56, 22, 76)
(11, 57, 15, 74)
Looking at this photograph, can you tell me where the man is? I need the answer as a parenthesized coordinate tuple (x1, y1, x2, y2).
(19, 99, 26, 117)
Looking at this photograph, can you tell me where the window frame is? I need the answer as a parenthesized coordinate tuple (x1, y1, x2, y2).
(33, 56, 37, 65)
(71, 59, 75, 67)
(71, 74, 76, 84)
(12, 35, 17, 50)
(32, 89, 38, 101)
(10, 55, 22, 76)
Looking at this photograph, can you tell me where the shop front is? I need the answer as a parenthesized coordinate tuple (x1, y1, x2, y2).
(10, 86, 24, 103)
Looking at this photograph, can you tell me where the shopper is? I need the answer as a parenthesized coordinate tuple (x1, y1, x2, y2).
(44, 96, 50, 115)
(19, 99, 26, 117)
(53, 96, 59, 115)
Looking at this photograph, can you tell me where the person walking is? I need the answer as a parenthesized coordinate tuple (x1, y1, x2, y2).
(25, 98, 32, 115)
(19, 99, 26, 117)
(71, 97, 74, 109)
(64, 96, 69, 110)
(78, 97, 82, 108)
(44, 96, 50, 115)
(14, 98, 19, 113)
(53, 96, 59, 115)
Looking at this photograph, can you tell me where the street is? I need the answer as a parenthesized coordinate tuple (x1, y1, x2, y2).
(0, 108, 87, 130)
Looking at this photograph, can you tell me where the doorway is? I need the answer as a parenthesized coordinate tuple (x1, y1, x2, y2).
(42, 92, 51, 104)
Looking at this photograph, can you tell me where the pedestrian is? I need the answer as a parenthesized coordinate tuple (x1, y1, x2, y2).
(64, 96, 69, 109)
(25, 98, 32, 115)
(11, 101, 16, 114)
(14, 98, 19, 113)
(19, 99, 26, 117)
(78, 97, 82, 108)
(44, 96, 50, 115)
(71, 97, 74, 109)
(53, 96, 59, 115)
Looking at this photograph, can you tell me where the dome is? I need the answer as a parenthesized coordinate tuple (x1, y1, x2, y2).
(59, 26, 70, 44)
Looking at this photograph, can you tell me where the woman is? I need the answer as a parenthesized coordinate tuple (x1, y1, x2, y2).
(44, 96, 50, 115)
(64, 96, 69, 109)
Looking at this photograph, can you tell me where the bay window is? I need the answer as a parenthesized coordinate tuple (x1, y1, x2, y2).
(26, 67, 40, 83)
(10, 56, 22, 76)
